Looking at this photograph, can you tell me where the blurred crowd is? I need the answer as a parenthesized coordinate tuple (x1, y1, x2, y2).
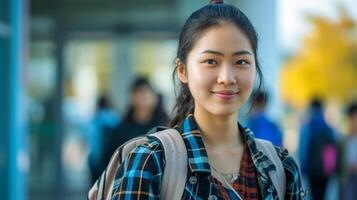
(248, 93, 357, 200)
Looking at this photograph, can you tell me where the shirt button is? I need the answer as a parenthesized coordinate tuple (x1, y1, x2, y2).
(189, 176, 197, 185)
(208, 195, 217, 200)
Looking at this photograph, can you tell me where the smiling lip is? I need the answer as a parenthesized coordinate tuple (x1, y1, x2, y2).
(212, 90, 239, 100)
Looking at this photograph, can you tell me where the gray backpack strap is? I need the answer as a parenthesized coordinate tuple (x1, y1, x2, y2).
(88, 136, 149, 200)
(151, 129, 187, 200)
(255, 139, 286, 200)
(88, 129, 187, 200)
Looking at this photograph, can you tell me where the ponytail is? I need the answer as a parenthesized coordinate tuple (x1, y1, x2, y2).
(169, 67, 194, 127)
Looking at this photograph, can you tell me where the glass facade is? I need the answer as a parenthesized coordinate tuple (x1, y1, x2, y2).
(28, 40, 57, 199)
(1, 0, 28, 199)
(0, 37, 10, 200)
(0, 0, 10, 198)
(0, 0, 9, 23)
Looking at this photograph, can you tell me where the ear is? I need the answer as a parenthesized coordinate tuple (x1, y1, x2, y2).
(176, 58, 188, 83)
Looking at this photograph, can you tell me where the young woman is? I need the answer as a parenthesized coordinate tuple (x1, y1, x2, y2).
(111, 1, 305, 199)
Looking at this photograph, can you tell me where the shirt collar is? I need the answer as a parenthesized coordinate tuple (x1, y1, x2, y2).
(240, 126, 276, 178)
(176, 114, 276, 176)
(176, 114, 211, 173)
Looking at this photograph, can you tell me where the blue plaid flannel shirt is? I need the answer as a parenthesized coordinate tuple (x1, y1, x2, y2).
(111, 114, 306, 199)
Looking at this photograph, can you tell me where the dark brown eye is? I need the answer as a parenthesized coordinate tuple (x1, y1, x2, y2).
(204, 59, 217, 65)
(236, 59, 249, 65)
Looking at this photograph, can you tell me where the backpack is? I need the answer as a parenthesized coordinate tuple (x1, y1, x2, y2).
(88, 128, 286, 200)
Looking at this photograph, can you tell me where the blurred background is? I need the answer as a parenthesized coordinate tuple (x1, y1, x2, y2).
(1, 0, 356, 199)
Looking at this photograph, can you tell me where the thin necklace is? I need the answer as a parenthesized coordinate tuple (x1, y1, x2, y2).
(211, 165, 240, 184)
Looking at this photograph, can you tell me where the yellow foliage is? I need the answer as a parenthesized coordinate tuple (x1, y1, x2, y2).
(280, 10, 357, 110)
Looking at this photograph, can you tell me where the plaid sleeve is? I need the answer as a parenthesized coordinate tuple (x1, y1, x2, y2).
(111, 139, 164, 200)
(276, 147, 307, 200)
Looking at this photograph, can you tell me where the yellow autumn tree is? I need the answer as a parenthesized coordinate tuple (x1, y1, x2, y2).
(280, 9, 357, 110)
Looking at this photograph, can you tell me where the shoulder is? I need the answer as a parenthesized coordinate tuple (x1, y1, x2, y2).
(273, 146, 300, 174)
(124, 137, 165, 170)
(274, 146, 306, 198)
(113, 136, 165, 181)
(111, 138, 165, 199)
(250, 138, 305, 198)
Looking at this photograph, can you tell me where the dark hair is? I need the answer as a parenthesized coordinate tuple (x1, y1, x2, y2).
(347, 102, 357, 117)
(310, 98, 323, 111)
(130, 76, 153, 92)
(124, 77, 169, 125)
(252, 91, 268, 108)
(125, 77, 153, 122)
(170, 1, 264, 127)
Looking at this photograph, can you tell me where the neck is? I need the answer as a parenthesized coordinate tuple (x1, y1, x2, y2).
(194, 107, 242, 148)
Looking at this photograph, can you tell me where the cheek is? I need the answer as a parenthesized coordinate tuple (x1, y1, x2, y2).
(187, 64, 212, 89)
(238, 68, 256, 90)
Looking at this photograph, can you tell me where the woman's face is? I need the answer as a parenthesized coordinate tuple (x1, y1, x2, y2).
(178, 23, 256, 117)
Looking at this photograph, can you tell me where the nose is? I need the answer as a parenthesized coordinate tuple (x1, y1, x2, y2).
(217, 64, 237, 86)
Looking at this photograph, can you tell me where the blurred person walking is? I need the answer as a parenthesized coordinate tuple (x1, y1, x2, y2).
(247, 91, 283, 147)
(340, 102, 357, 200)
(299, 98, 338, 200)
(87, 94, 120, 184)
(104, 77, 169, 163)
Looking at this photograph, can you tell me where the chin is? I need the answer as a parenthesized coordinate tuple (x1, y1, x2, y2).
(208, 106, 240, 117)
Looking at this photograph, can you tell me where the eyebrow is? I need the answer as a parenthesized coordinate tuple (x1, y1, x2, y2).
(201, 49, 252, 56)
